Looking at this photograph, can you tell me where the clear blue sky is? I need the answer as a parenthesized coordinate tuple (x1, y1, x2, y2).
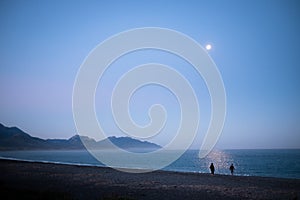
(0, 0, 299, 149)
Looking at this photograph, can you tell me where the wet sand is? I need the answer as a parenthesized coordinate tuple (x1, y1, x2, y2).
(0, 159, 299, 199)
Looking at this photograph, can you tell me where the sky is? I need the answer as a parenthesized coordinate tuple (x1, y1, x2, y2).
(0, 0, 299, 149)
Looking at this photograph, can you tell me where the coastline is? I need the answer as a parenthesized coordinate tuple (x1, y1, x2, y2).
(1, 158, 299, 199)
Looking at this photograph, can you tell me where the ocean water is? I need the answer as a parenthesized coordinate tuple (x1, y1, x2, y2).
(0, 149, 299, 179)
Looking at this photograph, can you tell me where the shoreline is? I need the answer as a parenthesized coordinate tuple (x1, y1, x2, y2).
(1, 156, 299, 180)
(1, 149, 299, 180)
(1, 158, 300, 199)
(1, 156, 297, 180)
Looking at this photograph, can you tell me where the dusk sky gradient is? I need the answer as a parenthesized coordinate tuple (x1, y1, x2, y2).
(0, 0, 299, 149)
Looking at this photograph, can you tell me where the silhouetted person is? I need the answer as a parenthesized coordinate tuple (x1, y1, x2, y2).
(229, 164, 235, 175)
(209, 163, 215, 175)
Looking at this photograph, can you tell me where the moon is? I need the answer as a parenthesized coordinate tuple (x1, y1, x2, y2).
(205, 44, 212, 51)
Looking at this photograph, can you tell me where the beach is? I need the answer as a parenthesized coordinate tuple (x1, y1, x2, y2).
(1, 159, 299, 200)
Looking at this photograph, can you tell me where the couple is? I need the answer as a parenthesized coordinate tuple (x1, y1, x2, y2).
(209, 163, 235, 175)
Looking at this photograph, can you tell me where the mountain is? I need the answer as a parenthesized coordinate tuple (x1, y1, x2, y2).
(0, 123, 161, 151)
(0, 123, 46, 150)
(97, 136, 161, 151)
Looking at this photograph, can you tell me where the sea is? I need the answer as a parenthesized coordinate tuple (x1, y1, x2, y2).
(1, 149, 299, 179)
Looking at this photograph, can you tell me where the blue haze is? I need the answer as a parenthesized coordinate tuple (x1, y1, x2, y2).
(0, 1, 299, 149)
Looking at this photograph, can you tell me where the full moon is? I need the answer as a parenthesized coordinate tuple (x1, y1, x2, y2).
(205, 44, 212, 50)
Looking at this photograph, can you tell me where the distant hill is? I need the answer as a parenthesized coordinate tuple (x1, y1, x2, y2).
(0, 123, 161, 151)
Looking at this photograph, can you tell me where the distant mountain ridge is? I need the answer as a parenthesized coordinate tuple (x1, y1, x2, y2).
(0, 123, 161, 151)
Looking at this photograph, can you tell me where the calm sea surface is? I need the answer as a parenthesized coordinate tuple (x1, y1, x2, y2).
(1, 149, 299, 179)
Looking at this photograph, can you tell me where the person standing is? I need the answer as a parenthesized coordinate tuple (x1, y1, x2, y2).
(229, 164, 235, 175)
(209, 163, 215, 175)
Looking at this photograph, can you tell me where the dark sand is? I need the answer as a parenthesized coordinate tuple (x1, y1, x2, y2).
(1, 159, 299, 200)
